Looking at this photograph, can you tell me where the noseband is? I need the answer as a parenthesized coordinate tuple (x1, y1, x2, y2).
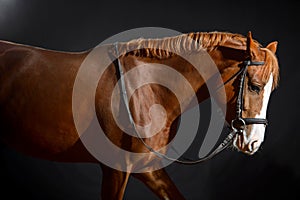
(230, 60, 268, 134)
(113, 43, 267, 164)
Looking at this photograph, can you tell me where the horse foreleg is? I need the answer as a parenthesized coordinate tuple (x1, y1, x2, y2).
(132, 168, 185, 200)
(100, 164, 130, 200)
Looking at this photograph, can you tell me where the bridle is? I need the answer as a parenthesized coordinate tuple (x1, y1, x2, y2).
(112, 43, 267, 164)
(230, 60, 268, 134)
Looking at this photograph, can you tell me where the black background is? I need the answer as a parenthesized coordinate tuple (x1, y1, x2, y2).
(0, 0, 299, 199)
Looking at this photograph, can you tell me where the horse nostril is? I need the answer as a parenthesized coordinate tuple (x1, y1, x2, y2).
(249, 140, 259, 152)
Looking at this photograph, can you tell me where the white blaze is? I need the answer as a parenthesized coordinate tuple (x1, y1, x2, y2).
(248, 73, 273, 152)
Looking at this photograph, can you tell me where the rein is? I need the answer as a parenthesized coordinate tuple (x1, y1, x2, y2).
(112, 43, 266, 165)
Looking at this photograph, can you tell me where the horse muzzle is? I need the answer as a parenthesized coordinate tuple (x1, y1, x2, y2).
(232, 128, 263, 155)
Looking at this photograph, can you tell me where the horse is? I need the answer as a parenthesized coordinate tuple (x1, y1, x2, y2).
(0, 31, 279, 199)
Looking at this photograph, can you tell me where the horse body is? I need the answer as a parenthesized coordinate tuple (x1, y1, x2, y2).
(0, 32, 279, 199)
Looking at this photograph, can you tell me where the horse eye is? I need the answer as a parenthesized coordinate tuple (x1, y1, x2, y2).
(249, 83, 261, 94)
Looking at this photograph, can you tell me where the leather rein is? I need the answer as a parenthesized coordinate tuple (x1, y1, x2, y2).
(112, 43, 267, 165)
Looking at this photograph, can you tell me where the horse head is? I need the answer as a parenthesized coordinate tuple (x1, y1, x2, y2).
(218, 32, 279, 155)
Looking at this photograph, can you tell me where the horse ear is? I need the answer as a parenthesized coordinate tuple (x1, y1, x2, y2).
(246, 31, 258, 59)
(266, 41, 278, 54)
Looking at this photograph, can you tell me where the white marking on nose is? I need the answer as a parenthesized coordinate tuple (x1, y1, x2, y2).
(248, 73, 273, 151)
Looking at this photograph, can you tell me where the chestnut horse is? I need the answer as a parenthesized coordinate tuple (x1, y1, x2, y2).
(0, 31, 279, 199)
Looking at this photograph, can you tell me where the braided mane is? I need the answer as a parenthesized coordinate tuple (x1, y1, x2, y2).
(114, 31, 279, 89)
(116, 32, 247, 58)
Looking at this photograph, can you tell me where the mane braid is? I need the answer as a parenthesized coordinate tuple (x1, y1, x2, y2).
(115, 32, 246, 59)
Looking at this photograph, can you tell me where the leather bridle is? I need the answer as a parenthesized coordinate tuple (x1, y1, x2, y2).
(112, 43, 267, 164)
(230, 60, 268, 134)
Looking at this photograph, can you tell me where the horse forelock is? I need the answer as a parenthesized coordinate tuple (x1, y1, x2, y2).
(261, 48, 280, 90)
(114, 32, 247, 59)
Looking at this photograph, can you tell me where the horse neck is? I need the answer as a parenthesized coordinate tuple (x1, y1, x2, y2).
(118, 36, 247, 114)
(186, 45, 247, 110)
(205, 45, 249, 104)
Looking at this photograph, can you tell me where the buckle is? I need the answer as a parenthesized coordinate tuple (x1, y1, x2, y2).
(231, 117, 246, 133)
